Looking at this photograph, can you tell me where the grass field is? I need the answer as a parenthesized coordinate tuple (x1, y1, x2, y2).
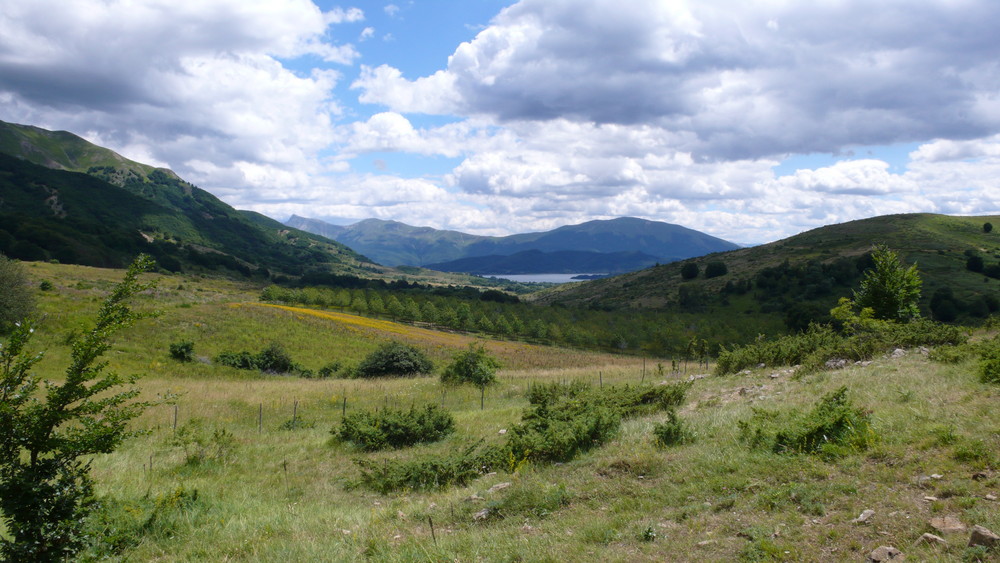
(5, 262, 1000, 561)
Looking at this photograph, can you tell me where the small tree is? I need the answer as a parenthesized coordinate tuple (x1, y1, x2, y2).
(441, 343, 501, 388)
(985, 222, 994, 234)
(354, 341, 433, 378)
(853, 244, 922, 322)
(704, 261, 728, 279)
(680, 262, 700, 280)
(0, 253, 36, 333)
(0, 255, 156, 561)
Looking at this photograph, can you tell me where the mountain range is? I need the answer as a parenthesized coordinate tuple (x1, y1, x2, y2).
(285, 215, 740, 274)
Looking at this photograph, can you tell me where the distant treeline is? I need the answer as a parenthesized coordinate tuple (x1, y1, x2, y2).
(260, 283, 772, 359)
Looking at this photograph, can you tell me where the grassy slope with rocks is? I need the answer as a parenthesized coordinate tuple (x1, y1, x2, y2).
(1, 261, 998, 561)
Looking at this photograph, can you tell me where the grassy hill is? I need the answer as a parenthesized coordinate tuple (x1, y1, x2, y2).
(533, 213, 1000, 329)
(0, 120, 374, 277)
(5, 261, 999, 561)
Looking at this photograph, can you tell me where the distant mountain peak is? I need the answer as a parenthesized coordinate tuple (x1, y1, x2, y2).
(286, 215, 738, 273)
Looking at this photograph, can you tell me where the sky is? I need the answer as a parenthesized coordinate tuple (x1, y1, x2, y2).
(2, 1, 1000, 245)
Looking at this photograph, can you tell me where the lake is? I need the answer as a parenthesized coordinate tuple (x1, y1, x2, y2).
(480, 273, 607, 284)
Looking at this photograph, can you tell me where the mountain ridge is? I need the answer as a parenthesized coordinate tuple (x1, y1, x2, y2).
(286, 215, 740, 273)
(0, 120, 369, 277)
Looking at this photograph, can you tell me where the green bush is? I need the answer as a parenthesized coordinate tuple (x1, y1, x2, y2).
(215, 350, 258, 370)
(354, 341, 433, 378)
(213, 343, 311, 376)
(169, 420, 236, 466)
(715, 317, 967, 376)
(354, 382, 690, 493)
(441, 343, 500, 387)
(169, 341, 195, 362)
(0, 253, 35, 333)
(337, 405, 455, 451)
(738, 387, 874, 457)
(978, 340, 1000, 384)
(355, 442, 503, 493)
(317, 360, 344, 378)
(652, 410, 693, 447)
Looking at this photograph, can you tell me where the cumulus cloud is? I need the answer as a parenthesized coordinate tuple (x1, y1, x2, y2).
(355, 0, 1000, 160)
(2, 0, 999, 247)
(0, 0, 358, 202)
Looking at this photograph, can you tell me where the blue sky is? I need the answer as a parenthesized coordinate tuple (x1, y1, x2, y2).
(2, 0, 999, 244)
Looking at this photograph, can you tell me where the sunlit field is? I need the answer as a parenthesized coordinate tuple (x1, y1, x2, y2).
(5, 262, 1000, 562)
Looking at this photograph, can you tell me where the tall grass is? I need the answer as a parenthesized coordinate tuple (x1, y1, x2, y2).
(6, 262, 999, 562)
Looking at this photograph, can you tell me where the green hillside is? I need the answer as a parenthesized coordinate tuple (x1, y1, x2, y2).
(0, 120, 370, 278)
(534, 213, 1000, 329)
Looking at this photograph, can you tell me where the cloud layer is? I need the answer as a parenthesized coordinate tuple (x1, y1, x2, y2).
(1, 0, 999, 244)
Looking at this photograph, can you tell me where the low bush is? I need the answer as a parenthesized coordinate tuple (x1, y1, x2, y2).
(715, 317, 967, 376)
(353, 341, 433, 378)
(169, 420, 237, 466)
(317, 360, 344, 378)
(337, 405, 455, 451)
(652, 410, 693, 447)
(978, 339, 1000, 384)
(355, 442, 504, 494)
(738, 386, 874, 457)
(214, 343, 312, 376)
(169, 341, 195, 362)
(356, 382, 691, 492)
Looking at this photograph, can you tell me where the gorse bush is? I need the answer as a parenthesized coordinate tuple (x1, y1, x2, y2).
(353, 341, 433, 378)
(355, 442, 502, 494)
(169, 340, 195, 362)
(715, 312, 967, 376)
(355, 381, 690, 493)
(978, 339, 1000, 384)
(214, 342, 312, 376)
(169, 419, 237, 466)
(652, 410, 693, 447)
(337, 404, 455, 451)
(738, 387, 874, 458)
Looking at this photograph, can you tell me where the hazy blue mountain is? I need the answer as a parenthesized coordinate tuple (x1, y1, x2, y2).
(425, 249, 660, 275)
(286, 216, 739, 272)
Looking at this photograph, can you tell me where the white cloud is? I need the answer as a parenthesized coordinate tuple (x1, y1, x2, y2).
(2, 0, 999, 248)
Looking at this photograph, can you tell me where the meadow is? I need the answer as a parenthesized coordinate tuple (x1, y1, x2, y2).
(5, 262, 1000, 561)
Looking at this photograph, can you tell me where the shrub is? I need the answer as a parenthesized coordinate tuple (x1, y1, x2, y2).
(169, 420, 236, 466)
(652, 410, 693, 447)
(0, 253, 35, 333)
(0, 256, 155, 561)
(215, 350, 259, 370)
(738, 387, 874, 457)
(317, 360, 344, 378)
(337, 405, 455, 451)
(355, 442, 503, 493)
(254, 342, 298, 373)
(704, 261, 728, 279)
(978, 341, 1000, 384)
(213, 343, 310, 376)
(354, 382, 690, 493)
(715, 314, 967, 376)
(169, 341, 195, 362)
(441, 343, 501, 387)
(680, 262, 699, 280)
(354, 341, 433, 378)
